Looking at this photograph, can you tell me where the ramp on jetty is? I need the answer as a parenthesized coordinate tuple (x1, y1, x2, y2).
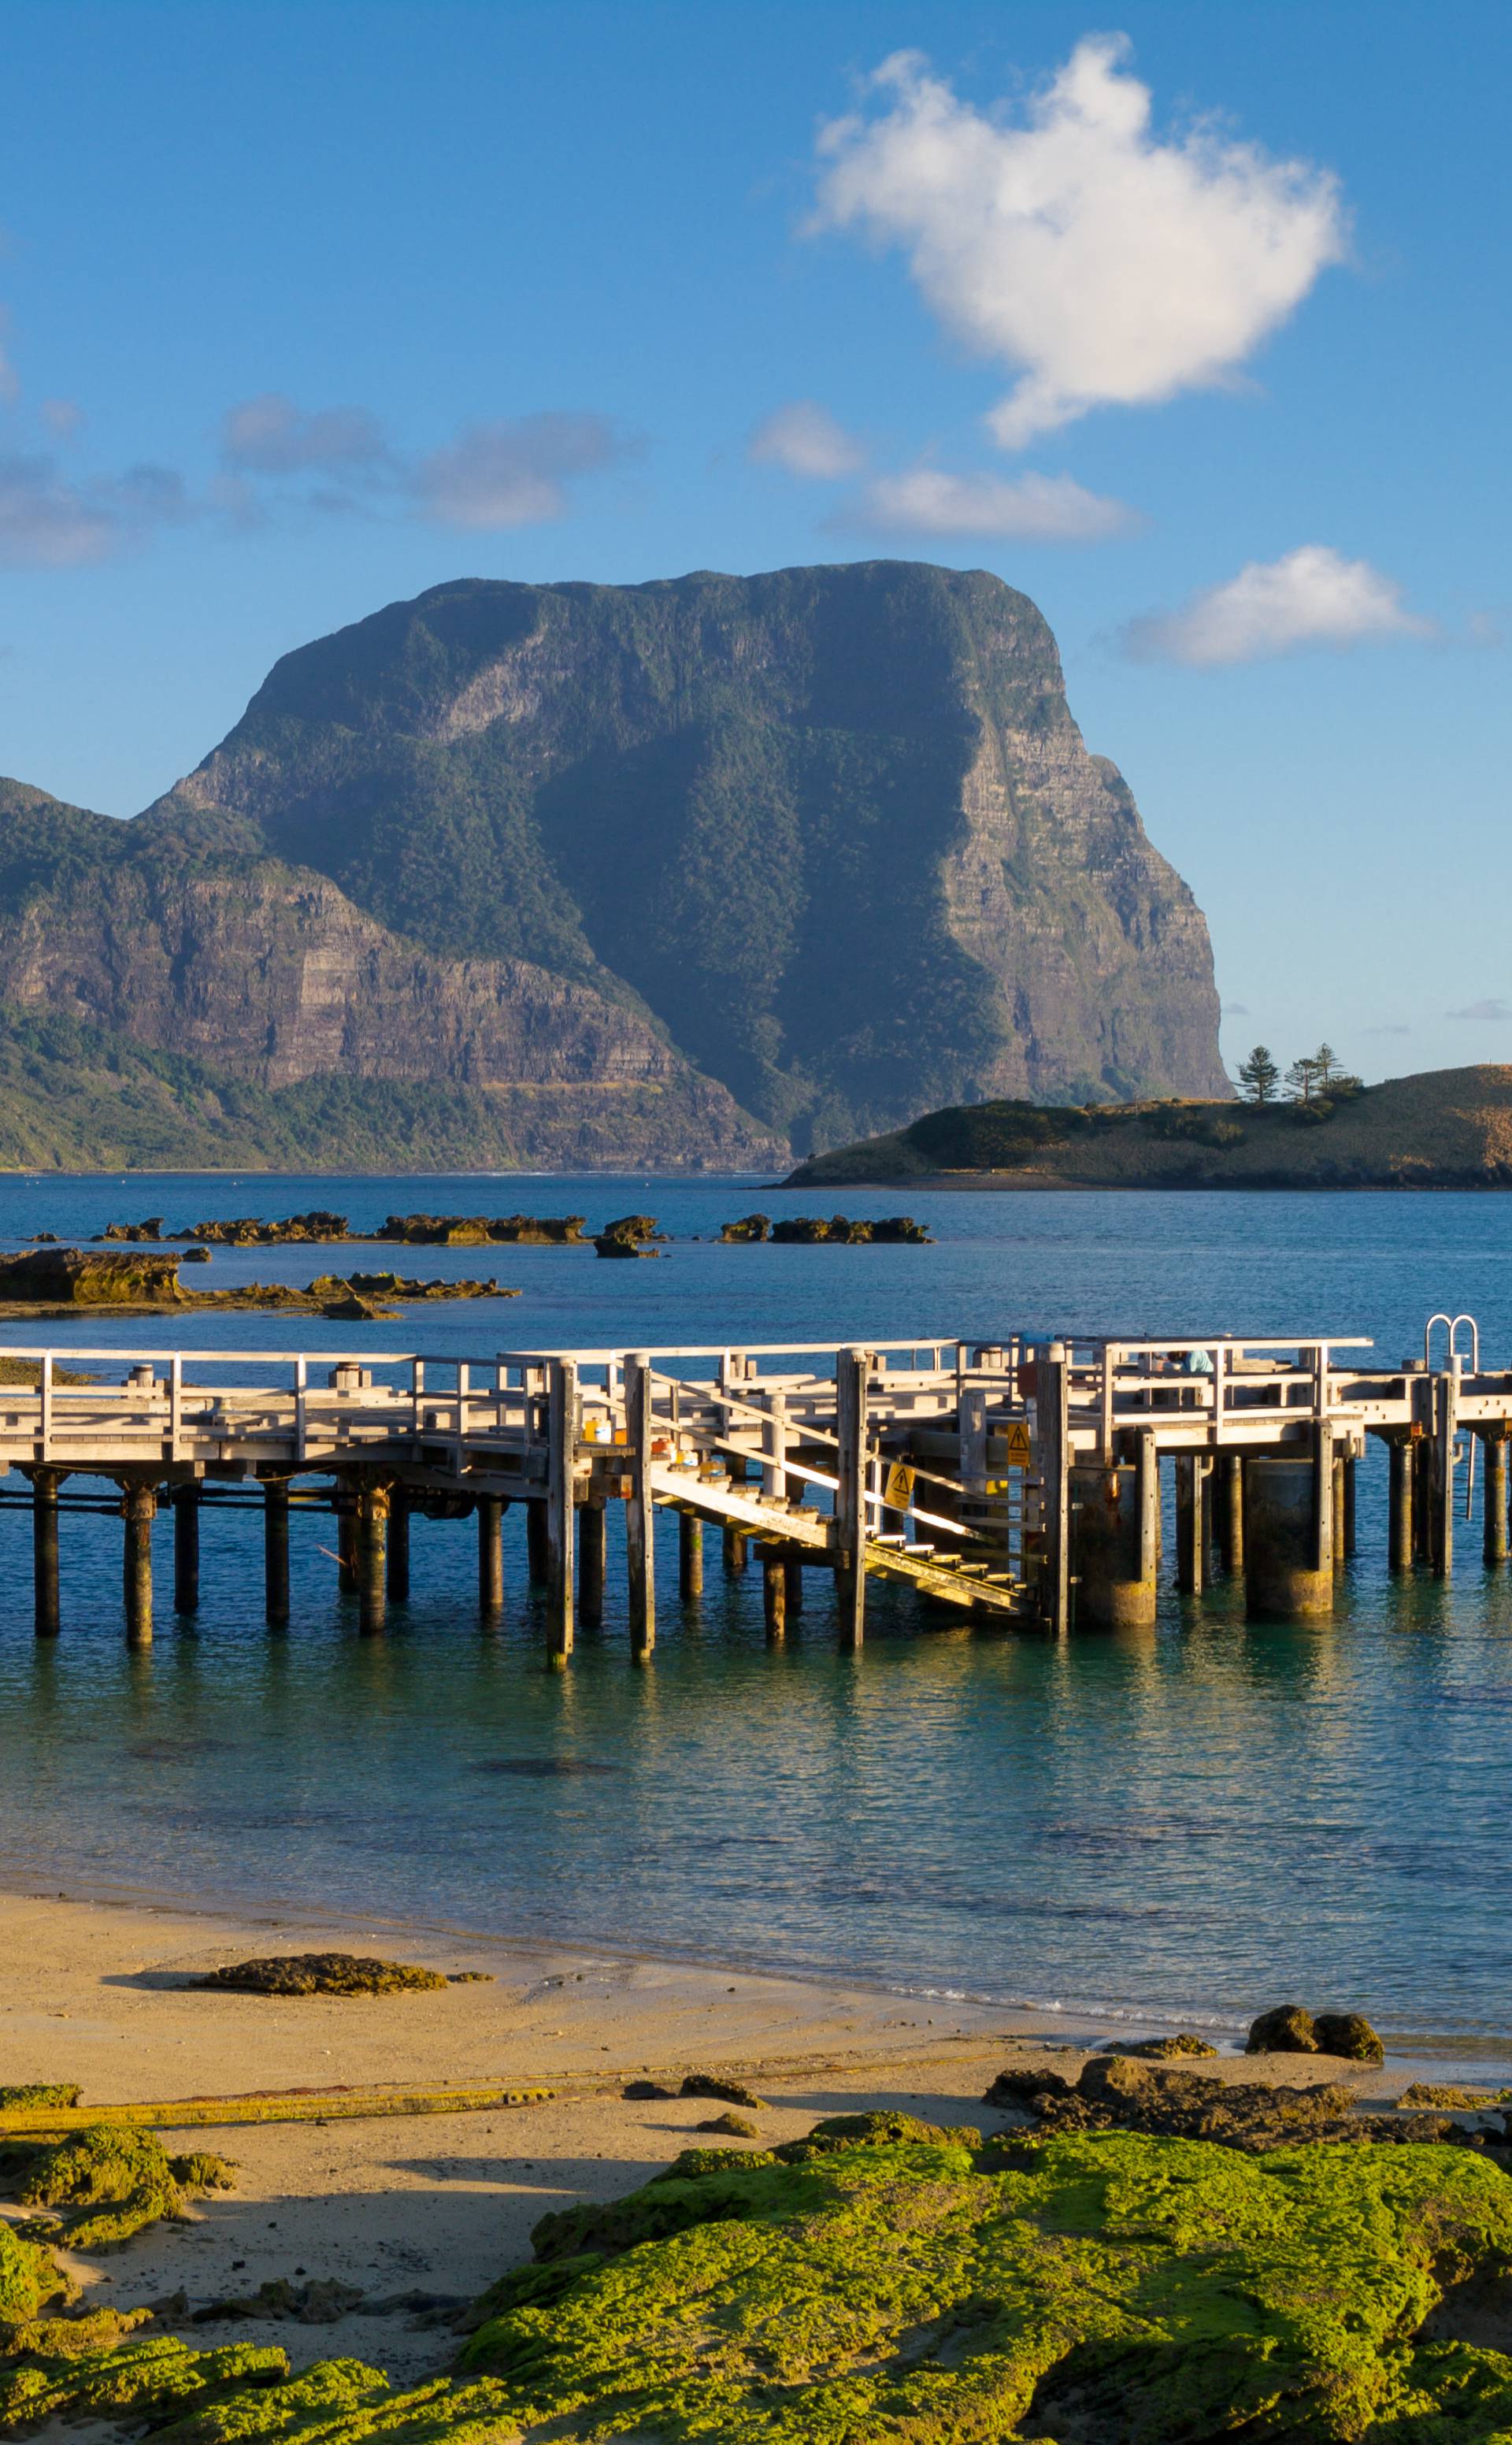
(0, 1316, 1503, 1645)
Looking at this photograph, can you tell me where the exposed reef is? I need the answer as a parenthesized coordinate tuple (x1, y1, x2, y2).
(194, 1953, 449, 1998)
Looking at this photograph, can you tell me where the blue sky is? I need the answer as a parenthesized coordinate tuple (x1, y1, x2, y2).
(0, 0, 1506, 1085)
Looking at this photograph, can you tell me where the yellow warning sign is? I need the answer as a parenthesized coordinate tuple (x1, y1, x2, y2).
(1002, 1422, 1032, 1467)
(882, 1461, 916, 1508)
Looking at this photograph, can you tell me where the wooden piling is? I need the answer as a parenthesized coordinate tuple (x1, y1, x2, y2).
(784, 1553, 804, 1617)
(1136, 1430, 1159, 1587)
(32, 1467, 61, 1638)
(835, 1345, 868, 1648)
(546, 1358, 578, 1658)
(477, 1494, 504, 1619)
(1388, 1437, 1414, 1572)
(264, 1482, 290, 1627)
(580, 1501, 606, 1625)
(386, 1488, 410, 1601)
(1483, 1435, 1509, 1567)
(1431, 1370, 1457, 1577)
(122, 1482, 155, 1647)
(1342, 1450, 1357, 1559)
(1036, 1344, 1071, 1634)
(336, 1497, 358, 1594)
(722, 1523, 747, 1573)
(1332, 1452, 1347, 1572)
(355, 1485, 388, 1634)
(1215, 1451, 1244, 1575)
(762, 1547, 787, 1639)
(678, 1509, 703, 1598)
(624, 1352, 654, 1659)
(1175, 1454, 1208, 1595)
(174, 1486, 200, 1614)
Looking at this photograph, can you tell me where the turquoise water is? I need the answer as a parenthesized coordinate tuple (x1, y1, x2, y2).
(1, 1174, 1510, 2059)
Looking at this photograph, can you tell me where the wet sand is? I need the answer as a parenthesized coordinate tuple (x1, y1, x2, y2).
(0, 1887, 1455, 2386)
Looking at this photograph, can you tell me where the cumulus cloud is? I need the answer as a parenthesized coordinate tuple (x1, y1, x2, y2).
(220, 392, 388, 474)
(811, 38, 1347, 447)
(1119, 545, 1433, 666)
(0, 451, 190, 568)
(410, 411, 628, 529)
(749, 400, 866, 480)
(840, 464, 1137, 542)
(1447, 998, 1510, 1022)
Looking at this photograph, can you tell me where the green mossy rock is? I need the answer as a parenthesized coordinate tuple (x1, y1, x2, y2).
(196, 1953, 447, 1997)
(1315, 2010, 1387, 2063)
(0, 2083, 82, 2112)
(0, 2221, 72, 2324)
(2, 2122, 235, 2249)
(0, 2334, 287, 2431)
(1247, 2002, 1319, 2054)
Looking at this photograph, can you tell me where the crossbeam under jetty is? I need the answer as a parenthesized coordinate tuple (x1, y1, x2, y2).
(0, 1314, 1504, 1645)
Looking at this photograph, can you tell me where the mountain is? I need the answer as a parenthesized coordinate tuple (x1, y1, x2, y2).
(0, 560, 1225, 1171)
(785, 1067, 1512, 1191)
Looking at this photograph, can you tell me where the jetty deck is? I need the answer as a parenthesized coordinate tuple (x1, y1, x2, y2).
(0, 1313, 1505, 1645)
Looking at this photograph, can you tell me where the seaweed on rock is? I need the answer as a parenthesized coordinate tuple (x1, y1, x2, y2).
(0, 2124, 235, 2250)
(195, 1953, 447, 1997)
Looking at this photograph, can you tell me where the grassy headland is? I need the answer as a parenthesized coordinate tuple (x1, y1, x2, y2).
(787, 1064, 1512, 1191)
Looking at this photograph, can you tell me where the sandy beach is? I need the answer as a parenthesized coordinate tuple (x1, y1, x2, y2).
(0, 1885, 1438, 2390)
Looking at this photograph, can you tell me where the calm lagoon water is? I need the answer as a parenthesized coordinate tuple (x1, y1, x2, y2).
(1, 1171, 1510, 2061)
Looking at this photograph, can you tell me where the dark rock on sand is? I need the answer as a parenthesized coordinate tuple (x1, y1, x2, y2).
(1246, 2004, 1318, 2054)
(695, 2112, 759, 2138)
(1314, 2010, 1385, 2062)
(679, 2075, 765, 2109)
(195, 1953, 447, 1997)
(622, 2081, 678, 2101)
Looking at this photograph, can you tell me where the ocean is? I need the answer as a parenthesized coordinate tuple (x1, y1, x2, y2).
(1, 1171, 1509, 2062)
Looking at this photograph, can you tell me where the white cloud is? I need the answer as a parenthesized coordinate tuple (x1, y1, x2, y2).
(811, 38, 1347, 446)
(1120, 545, 1433, 666)
(749, 400, 865, 480)
(411, 412, 628, 529)
(1447, 998, 1510, 1022)
(220, 393, 388, 474)
(841, 464, 1137, 542)
(0, 451, 190, 568)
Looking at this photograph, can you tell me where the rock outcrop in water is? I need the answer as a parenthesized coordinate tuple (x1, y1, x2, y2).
(0, 562, 1224, 1167)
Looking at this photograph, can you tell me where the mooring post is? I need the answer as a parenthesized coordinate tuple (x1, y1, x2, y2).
(264, 1482, 290, 1627)
(835, 1345, 869, 1648)
(1215, 1451, 1244, 1575)
(386, 1487, 410, 1601)
(336, 1492, 358, 1594)
(122, 1482, 155, 1647)
(1484, 1435, 1510, 1567)
(1431, 1367, 1458, 1578)
(477, 1494, 504, 1619)
(546, 1356, 578, 1658)
(32, 1467, 61, 1638)
(1388, 1436, 1414, 1572)
(580, 1501, 606, 1625)
(678, 1509, 703, 1598)
(624, 1351, 654, 1659)
(173, 1485, 200, 1614)
(762, 1546, 787, 1639)
(1175, 1454, 1207, 1595)
(784, 1553, 805, 1616)
(355, 1484, 388, 1634)
(1037, 1342, 1071, 1634)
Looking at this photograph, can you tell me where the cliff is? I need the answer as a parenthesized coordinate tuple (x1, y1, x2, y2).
(786, 1067, 1512, 1190)
(0, 562, 1225, 1170)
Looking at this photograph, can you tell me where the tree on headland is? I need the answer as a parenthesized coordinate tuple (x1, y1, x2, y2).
(1288, 1043, 1364, 1104)
(1236, 1045, 1280, 1103)
(1287, 1052, 1323, 1104)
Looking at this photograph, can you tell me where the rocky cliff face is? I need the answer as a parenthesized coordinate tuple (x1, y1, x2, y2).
(0, 562, 1225, 1169)
(150, 562, 1226, 1149)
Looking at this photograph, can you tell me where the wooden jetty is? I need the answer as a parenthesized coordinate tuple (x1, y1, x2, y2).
(0, 1313, 1505, 1647)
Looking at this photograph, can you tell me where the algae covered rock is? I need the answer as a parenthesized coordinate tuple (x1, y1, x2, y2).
(195, 1951, 447, 1996)
(695, 2110, 758, 2138)
(982, 2063, 1076, 2106)
(0, 2083, 82, 2112)
(1247, 2002, 1319, 2054)
(0, 2333, 289, 2432)
(679, 2073, 764, 2108)
(1110, 2031, 1219, 2059)
(1315, 2009, 1386, 2062)
(0, 2221, 72, 2324)
(2, 2123, 235, 2249)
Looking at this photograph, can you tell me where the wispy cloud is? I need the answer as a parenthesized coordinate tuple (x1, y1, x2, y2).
(838, 466, 1138, 543)
(1221, 1002, 1250, 1017)
(1120, 545, 1434, 667)
(0, 451, 191, 569)
(810, 38, 1347, 447)
(1447, 998, 1510, 1022)
(748, 401, 866, 480)
(220, 393, 388, 476)
(411, 412, 628, 529)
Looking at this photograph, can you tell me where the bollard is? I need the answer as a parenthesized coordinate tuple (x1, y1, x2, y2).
(1070, 1464, 1154, 1628)
(32, 1467, 61, 1638)
(580, 1501, 606, 1625)
(122, 1482, 156, 1647)
(264, 1482, 290, 1627)
(679, 1509, 703, 1598)
(174, 1486, 200, 1613)
(1244, 1455, 1333, 1619)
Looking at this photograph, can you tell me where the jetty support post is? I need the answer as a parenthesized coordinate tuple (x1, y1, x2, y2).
(762, 1545, 787, 1640)
(1243, 1449, 1332, 1619)
(1215, 1452, 1244, 1576)
(1137, 1430, 1160, 1586)
(121, 1479, 156, 1648)
(580, 1501, 606, 1625)
(263, 1480, 291, 1627)
(784, 1553, 804, 1617)
(386, 1486, 410, 1601)
(1175, 1454, 1210, 1595)
(1431, 1365, 1458, 1578)
(1036, 1342, 1071, 1635)
(355, 1482, 388, 1635)
(173, 1484, 200, 1615)
(1483, 1433, 1510, 1567)
(835, 1346, 869, 1648)
(336, 1492, 358, 1594)
(32, 1466, 62, 1638)
(477, 1495, 504, 1621)
(546, 1356, 578, 1657)
(678, 1509, 702, 1599)
(762, 1391, 789, 1501)
(1071, 1460, 1154, 1629)
(624, 1352, 654, 1660)
(1388, 1434, 1414, 1572)
(722, 1521, 747, 1572)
